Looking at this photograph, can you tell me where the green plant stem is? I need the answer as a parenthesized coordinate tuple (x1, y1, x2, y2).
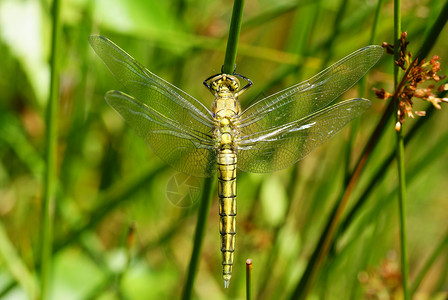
(393, 1, 409, 299)
(322, 0, 348, 67)
(55, 164, 168, 250)
(395, 124, 409, 300)
(335, 0, 448, 241)
(246, 259, 253, 300)
(181, 176, 214, 300)
(114, 223, 136, 298)
(41, 0, 61, 298)
(0, 164, 168, 298)
(342, 0, 384, 294)
(336, 101, 442, 240)
(344, 0, 384, 184)
(326, 115, 448, 299)
(182, 1, 245, 295)
(289, 96, 395, 300)
(255, 166, 299, 299)
(369, 0, 384, 45)
(414, 229, 448, 288)
(411, 228, 448, 294)
(222, 0, 245, 74)
(0, 222, 37, 299)
(289, 30, 438, 296)
(182, 2, 245, 296)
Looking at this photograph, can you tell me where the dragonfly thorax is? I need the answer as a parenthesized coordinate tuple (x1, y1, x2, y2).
(211, 75, 242, 119)
(208, 75, 242, 151)
(213, 114, 240, 151)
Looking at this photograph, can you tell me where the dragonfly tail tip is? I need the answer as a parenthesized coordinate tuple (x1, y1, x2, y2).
(224, 279, 230, 288)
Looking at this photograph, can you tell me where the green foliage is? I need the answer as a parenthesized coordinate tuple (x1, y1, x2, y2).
(0, 0, 447, 299)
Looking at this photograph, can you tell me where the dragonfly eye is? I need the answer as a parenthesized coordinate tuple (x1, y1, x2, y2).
(225, 75, 240, 92)
(206, 74, 241, 95)
(228, 80, 239, 91)
(216, 76, 240, 91)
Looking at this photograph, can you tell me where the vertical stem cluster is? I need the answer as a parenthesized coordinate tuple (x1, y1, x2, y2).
(41, 0, 61, 298)
(290, 2, 387, 299)
(393, 0, 409, 299)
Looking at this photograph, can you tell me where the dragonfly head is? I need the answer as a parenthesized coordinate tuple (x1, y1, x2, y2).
(206, 74, 240, 96)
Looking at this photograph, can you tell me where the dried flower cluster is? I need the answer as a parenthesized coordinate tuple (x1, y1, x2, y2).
(374, 32, 448, 131)
(358, 253, 402, 300)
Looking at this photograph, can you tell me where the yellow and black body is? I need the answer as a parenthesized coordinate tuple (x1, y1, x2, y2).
(90, 35, 383, 289)
(204, 73, 251, 288)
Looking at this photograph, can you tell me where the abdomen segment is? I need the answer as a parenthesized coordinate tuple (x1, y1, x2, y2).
(217, 149, 237, 288)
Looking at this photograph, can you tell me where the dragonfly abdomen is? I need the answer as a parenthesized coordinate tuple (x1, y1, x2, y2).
(217, 149, 237, 288)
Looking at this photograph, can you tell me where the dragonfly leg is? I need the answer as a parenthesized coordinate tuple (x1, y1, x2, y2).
(234, 73, 253, 97)
(203, 73, 218, 89)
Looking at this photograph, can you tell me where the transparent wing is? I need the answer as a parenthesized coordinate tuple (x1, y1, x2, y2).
(237, 99, 370, 173)
(89, 35, 216, 177)
(89, 35, 213, 124)
(106, 91, 217, 177)
(236, 45, 382, 173)
(238, 45, 383, 129)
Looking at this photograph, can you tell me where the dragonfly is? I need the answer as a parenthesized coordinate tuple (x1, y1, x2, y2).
(89, 35, 383, 288)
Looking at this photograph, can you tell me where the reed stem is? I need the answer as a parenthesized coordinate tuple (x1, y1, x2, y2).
(183, 1, 245, 296)
(393, 1, 409, 299)
(411, 228, 448, 294)
(222, 0, 245, 74)
(41, 0, 61, 298)
(181, 176, 214, 300)
(246, 259, 253, 300)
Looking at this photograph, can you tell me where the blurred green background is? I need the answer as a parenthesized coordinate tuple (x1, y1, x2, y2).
(0, 0, 447, 299)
